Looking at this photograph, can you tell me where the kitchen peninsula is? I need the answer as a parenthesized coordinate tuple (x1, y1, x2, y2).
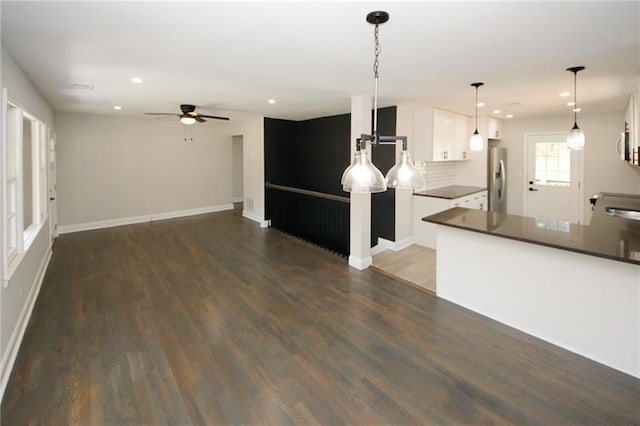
(413, 185, 487, 248)
(424, 204, 640, 378)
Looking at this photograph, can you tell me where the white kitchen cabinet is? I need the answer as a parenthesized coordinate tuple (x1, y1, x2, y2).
(624, 93, 638, 165)
(413, 191, 487, 248)
(487, 117, 503, 140)
(414, 107, 470, 162)
(450, 191, 488, 210)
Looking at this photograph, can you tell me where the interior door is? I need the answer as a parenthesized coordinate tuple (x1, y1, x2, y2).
(525, 133, 582, 223)
(48, 129, 57, 243)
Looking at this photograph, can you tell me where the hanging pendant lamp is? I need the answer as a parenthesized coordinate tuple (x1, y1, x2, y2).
(566, 66, 585, 151)
(469, 82, 484, 152)
(340, 11, 425, 193)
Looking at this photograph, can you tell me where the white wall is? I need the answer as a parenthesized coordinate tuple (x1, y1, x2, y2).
(1, 44, 54, 399)
(456, 115, 488, 187)
(55, 113, 234, 229)
(502, 111, 640, 223)
(232, 135, 243, 202)
(229, 116, 265, 225)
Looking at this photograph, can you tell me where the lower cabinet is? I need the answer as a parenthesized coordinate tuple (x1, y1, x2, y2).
(413, 191, 487, 249)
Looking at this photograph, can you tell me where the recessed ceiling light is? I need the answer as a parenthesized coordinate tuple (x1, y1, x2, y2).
(131, 77, 143, 84)
(560, 91, 571, 97)
(476, 102, 485, 107)
(267, 99, 276, 104)
(506, 114, 514, 119)
(567, 101, 576, 106)
(70, 83, 94, 91)
(573, 108, 582, 113)
(492, 109, 501, 114)
(113, 105, 122, 110)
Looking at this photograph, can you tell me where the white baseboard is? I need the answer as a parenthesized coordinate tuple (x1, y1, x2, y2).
(393, 236, 415, 251)
(371, 238, 394, 256)
(58, 204, 234, 234)
(242, 210, 269, 228)
(232, 197, 244, 203)
(348, 255, 372, 270)
(371, 236, 415, 255)
(0, 247, 52, 401)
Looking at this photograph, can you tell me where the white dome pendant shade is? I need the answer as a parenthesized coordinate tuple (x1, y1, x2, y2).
(566, 123, 585, 150)
(469, 82, 484, 152)
(566, 66, 585, 151)
(341, 150, 387, 193)
(386, 150, 425, 190)
(469, 130, 484, 152)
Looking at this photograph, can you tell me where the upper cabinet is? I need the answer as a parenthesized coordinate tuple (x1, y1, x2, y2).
(414, 107, 470, 162)
(487, 117, 503, 140)
(624, 93, 639, 166)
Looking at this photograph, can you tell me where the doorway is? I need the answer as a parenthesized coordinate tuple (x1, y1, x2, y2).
(524, 133, 583, 224)
(232, 135, 244, 210)
(48, 129, 57, 244)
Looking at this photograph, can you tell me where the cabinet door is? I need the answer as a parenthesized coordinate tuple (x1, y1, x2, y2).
(415, 107, 472, 162)
(451, 113, 469, 160)
(488, 117, 503, 140)
(432, 108, 449, 161)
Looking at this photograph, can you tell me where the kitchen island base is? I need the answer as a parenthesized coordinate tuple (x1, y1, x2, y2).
(437, 226, 639, 378)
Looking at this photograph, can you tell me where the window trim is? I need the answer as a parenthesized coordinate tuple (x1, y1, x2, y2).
(2, 93, 49, 281)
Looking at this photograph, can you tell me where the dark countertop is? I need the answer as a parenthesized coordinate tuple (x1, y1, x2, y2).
(414, 185, 487, 199)
(423, 207, 640, 266)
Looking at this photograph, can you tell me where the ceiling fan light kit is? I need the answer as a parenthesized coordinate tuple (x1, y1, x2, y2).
(144, 104, 229, 125)
(340, 11, 425, 193)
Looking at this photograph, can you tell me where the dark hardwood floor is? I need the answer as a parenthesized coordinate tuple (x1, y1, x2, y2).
(2, 209, 639, 424)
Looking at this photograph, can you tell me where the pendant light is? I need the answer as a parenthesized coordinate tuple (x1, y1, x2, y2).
(566, 66, 585, 151)
(340, 11, 425, 193)
(469, 82, 484, 152)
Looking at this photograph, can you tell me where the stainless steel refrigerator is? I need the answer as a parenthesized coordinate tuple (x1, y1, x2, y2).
(488, 147, 507, 212)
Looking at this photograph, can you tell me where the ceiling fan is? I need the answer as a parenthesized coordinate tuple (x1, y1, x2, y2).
(144, 104, 229, 125)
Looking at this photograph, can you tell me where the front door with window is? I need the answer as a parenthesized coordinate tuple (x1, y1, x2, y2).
(525, 133, 583, 224)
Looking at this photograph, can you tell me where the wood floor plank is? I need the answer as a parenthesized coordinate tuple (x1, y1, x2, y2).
(2, 209, 639, 424)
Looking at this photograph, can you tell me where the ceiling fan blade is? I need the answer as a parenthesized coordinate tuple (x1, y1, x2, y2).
(198, 114, 230, 121)
(144, 113, 179, 116)
(195, 116, 206, 123)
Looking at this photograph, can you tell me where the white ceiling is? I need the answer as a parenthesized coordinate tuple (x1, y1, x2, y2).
(2, 1, 639, 122)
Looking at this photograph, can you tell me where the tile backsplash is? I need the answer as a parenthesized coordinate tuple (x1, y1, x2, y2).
(415, 161, 456, 189)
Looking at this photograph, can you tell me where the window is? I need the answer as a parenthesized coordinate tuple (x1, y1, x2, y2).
(2, 93, 48, 278)
(534, 140, 571, 187)
(5, 102, 20, 265)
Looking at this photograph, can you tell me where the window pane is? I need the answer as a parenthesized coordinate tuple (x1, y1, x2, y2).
(7, 180, 17, 214)
(23, 117, 33, 230)
(534, 141, 571, 186)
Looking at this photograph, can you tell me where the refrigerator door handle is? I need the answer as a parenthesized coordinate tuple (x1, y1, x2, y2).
(498, 159, 506, 201)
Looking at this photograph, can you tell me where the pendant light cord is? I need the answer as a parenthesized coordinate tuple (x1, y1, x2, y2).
(573, 71, 577, 125)
(475, 85, 478, 131)
(372, 23, 380, 142)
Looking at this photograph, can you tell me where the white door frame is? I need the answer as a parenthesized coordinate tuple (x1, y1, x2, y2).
(523, 132, 584, 224)
(48, 129, 57, 243)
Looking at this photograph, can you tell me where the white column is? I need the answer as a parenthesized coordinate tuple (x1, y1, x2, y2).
(394, 104, 416, 248)
(349, 95, 373, 270)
